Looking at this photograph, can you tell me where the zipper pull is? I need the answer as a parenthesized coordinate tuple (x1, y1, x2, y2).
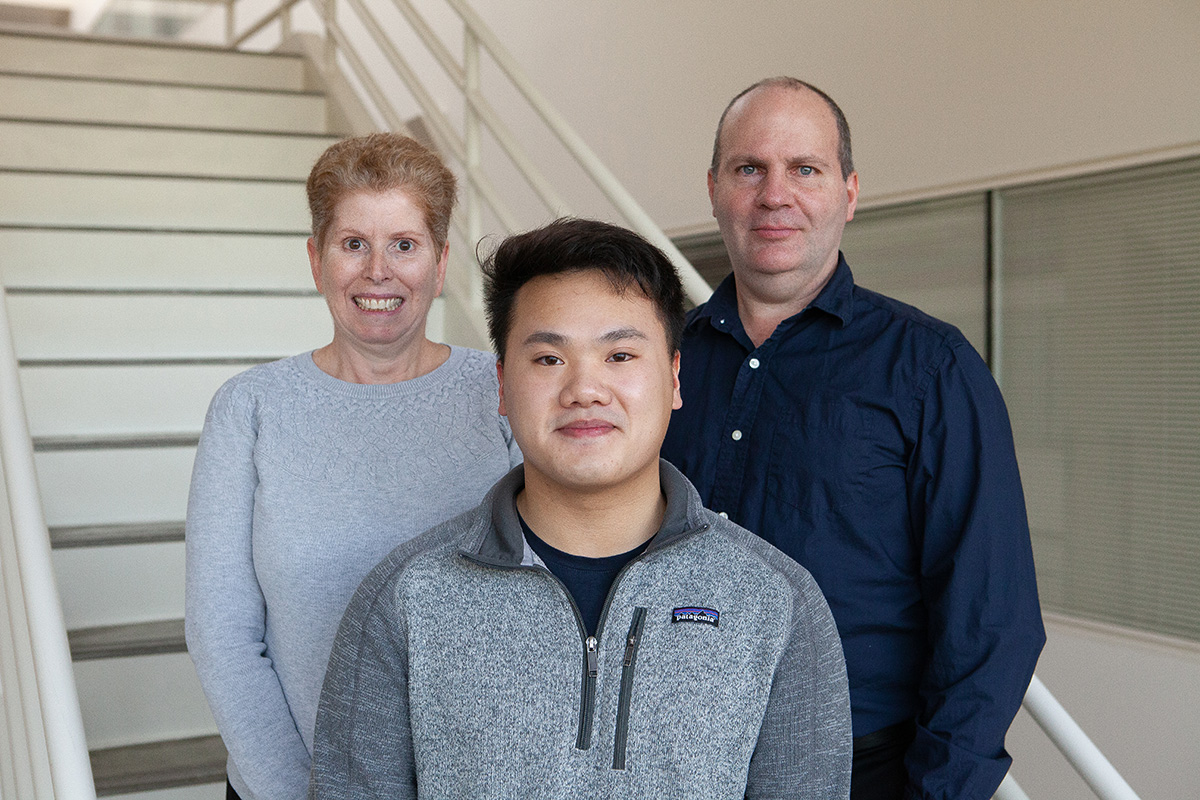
(586, 636, 598, 676)
(623, 631, 638, 666)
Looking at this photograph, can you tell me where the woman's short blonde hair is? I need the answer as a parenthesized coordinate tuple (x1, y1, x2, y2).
(306, 132, 457, 251)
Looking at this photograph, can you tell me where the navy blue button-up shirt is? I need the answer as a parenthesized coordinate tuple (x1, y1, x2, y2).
(662, 255, 1044, 800)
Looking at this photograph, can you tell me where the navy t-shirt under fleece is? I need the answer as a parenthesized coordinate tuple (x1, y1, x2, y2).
(519, 515, 646, 637)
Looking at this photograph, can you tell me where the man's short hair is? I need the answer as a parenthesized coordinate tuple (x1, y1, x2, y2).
(711, 76, 855, 179)
(481, 218, 686, 362)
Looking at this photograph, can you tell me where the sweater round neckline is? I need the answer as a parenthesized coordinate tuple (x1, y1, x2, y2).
(298, 345, 474, 398)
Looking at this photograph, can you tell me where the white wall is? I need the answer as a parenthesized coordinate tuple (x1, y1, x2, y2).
(1008, 613, 1200, 799)
(462, 0, 1200, 230)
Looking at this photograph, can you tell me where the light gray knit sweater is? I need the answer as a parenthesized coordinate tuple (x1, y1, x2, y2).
(185, 347, 520, 800)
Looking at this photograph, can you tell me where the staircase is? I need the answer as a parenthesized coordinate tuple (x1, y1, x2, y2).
(0, 28, 390, 798)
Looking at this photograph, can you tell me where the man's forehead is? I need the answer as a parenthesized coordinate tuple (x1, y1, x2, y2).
(720, 86, 837, 153)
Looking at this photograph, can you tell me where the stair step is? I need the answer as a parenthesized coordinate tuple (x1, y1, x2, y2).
(33, 433, 201, 451)
(0, 118, 338, 180)
(51, 521, 185, 548)
(0, 228, 313, 292)
(90, 734, 226, 797)
(0, 72, 331, 133)
(69, 619, 185, 661)
(7, 291, 331, 361)
(19, 356, 282, 368)
(0, 171, 310, 231)
(0, 30, 307, 91)
(36, 447, 197, 528)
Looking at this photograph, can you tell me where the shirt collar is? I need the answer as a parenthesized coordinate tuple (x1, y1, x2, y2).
(463, 461, 708, 567)
(688, 251, 856, 333)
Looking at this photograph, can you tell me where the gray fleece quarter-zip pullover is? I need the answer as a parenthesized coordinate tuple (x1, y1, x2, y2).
(309, 461, 851, 800)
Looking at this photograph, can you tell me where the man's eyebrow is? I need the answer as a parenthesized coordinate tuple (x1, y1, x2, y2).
(522, 331, 567, 347)
(599, 327, 649, 344)
(520, 327, 649, 347)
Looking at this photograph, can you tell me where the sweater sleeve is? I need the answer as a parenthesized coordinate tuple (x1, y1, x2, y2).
(309, 562, 416, 800)
(745, 570, 852, 800)
(184, 381, 312, 800)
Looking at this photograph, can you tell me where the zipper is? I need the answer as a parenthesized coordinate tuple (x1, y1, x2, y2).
(612, 607, 648, 770)
(578, 635, 599, 749)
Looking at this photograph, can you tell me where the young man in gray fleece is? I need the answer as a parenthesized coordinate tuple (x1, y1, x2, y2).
(308, 218, 851, 800)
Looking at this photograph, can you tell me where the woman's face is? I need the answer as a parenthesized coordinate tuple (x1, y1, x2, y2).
(308, 188, 448, 358)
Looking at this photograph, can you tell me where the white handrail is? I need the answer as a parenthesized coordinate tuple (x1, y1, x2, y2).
(0, 295, 96, 799)
(1021, 674, 1141, 800)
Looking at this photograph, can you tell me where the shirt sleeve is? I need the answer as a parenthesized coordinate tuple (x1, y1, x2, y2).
(308, 568, 416, 800)
(904, 342, 1046, 800)
(184, 381, 312, 800)
(746, 570, 852, 800)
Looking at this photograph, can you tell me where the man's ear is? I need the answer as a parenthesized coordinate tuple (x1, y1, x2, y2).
(497, 359, 507, 417)
(671, 350, 682, 410)
(707, 169, 717, 217)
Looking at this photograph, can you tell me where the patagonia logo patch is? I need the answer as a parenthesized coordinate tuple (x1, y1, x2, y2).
(672, 607, 719, 627)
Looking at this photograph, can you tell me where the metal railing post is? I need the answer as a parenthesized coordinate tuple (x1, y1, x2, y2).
(462, 26, 483, 306)
(323, 0, 337, 75)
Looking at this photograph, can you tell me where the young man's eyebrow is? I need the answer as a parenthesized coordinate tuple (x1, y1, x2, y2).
(521, 327, 649, 348)
(599, 327, 649, 344)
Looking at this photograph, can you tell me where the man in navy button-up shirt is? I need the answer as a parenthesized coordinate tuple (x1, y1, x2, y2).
(661, 77, 1045, 800)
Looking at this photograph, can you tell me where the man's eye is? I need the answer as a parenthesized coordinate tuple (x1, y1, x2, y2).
(798, 166, 814, 176)
(396, 239, 414, 252)
(535, 355, 563, 366)
(737, 165, 757, 176)
(609, 352, 634, 363)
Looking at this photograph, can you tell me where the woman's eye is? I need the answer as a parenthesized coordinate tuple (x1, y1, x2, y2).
(396, 239, 414, 252)
(346, 238, 365, 251)
(798, 166, 814, 176)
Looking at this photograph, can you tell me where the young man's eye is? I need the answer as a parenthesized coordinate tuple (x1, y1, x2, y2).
(535, 355, 563, 366)
(608, 352, 635, 363)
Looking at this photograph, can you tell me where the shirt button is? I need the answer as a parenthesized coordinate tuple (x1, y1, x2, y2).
(718, 511, 728, 519)
(748, 358, 760, 369)
(731, 430, 743, 441)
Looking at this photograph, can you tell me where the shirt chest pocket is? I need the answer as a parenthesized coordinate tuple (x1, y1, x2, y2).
(765, 392, 874, 525)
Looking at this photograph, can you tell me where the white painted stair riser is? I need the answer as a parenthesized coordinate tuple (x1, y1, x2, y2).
(0, 32, 307, 92)
(0, 73, 330, 134)
(0, 120, 339, 181)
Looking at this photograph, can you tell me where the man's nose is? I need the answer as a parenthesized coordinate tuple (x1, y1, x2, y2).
(560, 362, 610, 407)
(757, 169, 792, 208)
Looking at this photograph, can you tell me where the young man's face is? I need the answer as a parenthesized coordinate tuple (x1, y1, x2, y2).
(498, 270, 682, 498)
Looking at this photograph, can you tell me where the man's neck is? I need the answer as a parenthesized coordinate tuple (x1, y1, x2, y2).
(733, 257, 839, 348)
(516, 469, 666, 558)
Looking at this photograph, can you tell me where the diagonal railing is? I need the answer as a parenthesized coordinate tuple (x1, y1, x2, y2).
(0, 292, 96, 800)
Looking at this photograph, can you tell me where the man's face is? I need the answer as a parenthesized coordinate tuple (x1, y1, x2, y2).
(708, 85, 859, 289)
(498, 271, 682, 497)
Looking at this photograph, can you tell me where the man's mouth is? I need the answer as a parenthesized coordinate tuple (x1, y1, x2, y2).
(354, 296, 403, 311)
(558, 419, 615, 437)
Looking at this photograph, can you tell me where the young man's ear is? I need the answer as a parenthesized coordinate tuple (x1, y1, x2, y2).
(497, 359, 507, 417)
(671, 350, 682, 411)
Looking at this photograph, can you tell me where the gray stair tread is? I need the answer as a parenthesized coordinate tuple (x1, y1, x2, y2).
(91, 734, 227, 796)
(33, 432, 200, 451)
(69, 618, 185, 661)
(20, 355, 282, 368)
(50, 521, 184, 548)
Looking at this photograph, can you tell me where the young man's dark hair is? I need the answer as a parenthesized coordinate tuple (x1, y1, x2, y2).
(481, 217, 686, 360)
